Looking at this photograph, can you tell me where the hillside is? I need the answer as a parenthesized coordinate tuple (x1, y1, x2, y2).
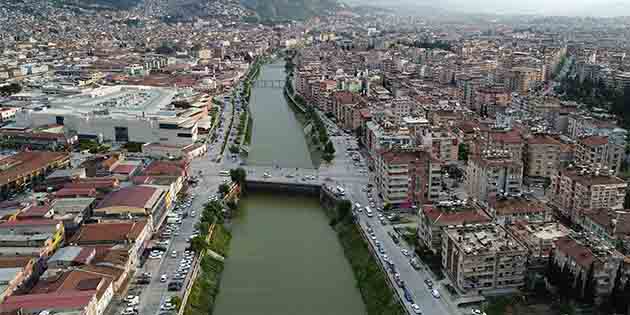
(240, 0, 338, 21)
(54, 0, 142, 10)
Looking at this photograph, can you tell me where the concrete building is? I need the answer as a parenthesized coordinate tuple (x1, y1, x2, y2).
(465, 151, 523, 207)
(506, 221, 570, 270)
(490, 197, 551, 225)
(0, 151, 70, 200)
(374, 147, 441, 207)
(549, 166, 627, 222)
(553, 233, 624, 305)
(575, 135, 624, 176)
(441, 223, 527, 294)
(524, 134, 562, 179)
(15, 86, 200, 146)
(506, 67, 541, 95)
(418, 203, 491, 254)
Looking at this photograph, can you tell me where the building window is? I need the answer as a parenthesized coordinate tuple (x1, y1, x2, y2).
(177, 133, 193, 138)
(115, 127, 129, 142)
(159, 123, 179, 129)
(56, 116, 64, 125)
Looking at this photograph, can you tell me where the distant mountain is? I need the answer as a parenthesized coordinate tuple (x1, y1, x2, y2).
(240, 0, 339, 20)
(55, 0, 141, 10)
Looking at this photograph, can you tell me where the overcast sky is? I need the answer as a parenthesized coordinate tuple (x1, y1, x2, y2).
(352, 0, 630, 16)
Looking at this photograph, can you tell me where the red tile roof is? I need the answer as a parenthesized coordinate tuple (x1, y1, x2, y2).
(0, 151, 69, 186)
(111, 164, 138, 175)
(0, 290, 96, 313)
(55, 188, 98, 198)
(422, 205, 491, 226)
(555, 236, 595, 268)
(580, 135, 608, 146)
(97, 186, 158, 209)
(142, 160, 187, 177)
(527, 135, 561, 146)
(70, 220, 148, 244)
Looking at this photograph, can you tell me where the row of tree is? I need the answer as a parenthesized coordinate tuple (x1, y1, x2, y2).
(303, 100, 335, 162)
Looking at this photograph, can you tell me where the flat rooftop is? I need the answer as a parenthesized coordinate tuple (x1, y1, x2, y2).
(444, 223, 525, 255)
(43, 85, 177, 118)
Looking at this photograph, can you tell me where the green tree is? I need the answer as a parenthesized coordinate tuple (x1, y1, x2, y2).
(218, 183, 230, 196)
(190, 235, 208, 253)
(458, 143, 469, 161)
(170, 296, 182, 311)
(336, 200, 353, 223)
(324, 140, 335, 155)
(583, 263, 595, 304)
(226, 200, 238, 212)
(229, 168, 247, 187)
(383, 203, 393, 211)
(229, 144, 240, 154)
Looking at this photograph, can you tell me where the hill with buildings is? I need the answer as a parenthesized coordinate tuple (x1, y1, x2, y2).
(240, 0, 339, 21)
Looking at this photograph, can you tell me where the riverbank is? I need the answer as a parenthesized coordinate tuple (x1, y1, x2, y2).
(325, 205, 407, 315)
(183, 224, 232, 315)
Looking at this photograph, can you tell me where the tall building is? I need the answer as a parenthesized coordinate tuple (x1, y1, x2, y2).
(524, 134, 562, 179)
(506, 67, 541, 95)
(418, 203, 491, 254)
(465, 150, 523, 206)
(575, 135, 624, 176)
(441, 223, 527, 294)
(374, 147, 441, 207)
(549, 166, 627, 222)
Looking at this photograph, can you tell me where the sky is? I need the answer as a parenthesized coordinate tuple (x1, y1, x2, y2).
(350, 0, 630, 17)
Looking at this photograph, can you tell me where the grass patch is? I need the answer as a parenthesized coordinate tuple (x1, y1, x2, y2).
(326, 206, 406, 315)
(183, 225, 232, 315)
(182, 255, 224, 315)
(244, 115, 253, 145)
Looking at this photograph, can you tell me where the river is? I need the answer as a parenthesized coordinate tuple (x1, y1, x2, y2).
(213, 62, 366, 315)
(245, 62, 314, 169)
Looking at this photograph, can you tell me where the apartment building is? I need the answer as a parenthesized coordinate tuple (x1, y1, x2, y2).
(524, 134, 562, 179)
(418, 203, 491, 254)
(473, 85, 511, 117)
(506, 67, 541, 95)
(506, 221, 570, 270)
(553, 233, 624, 305)
(374, 147, 441, 207)
(577, 208, 630, 247)
(465, 151, 523, 207)
(549, 166, 627, 222)
(429, 128, 459, 164)
(441, 223, 527, 294)
(575, 135, 624, 175)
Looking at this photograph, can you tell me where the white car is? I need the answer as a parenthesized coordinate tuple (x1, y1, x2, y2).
(160, 274, 167, 282)
(411, 304, 421, 314)
(431, 289, 440, 298)
(401, 249, 409, 256)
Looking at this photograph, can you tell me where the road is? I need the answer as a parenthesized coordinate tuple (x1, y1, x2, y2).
(317, 113, 460, 315)
(109, 91, 238, 315)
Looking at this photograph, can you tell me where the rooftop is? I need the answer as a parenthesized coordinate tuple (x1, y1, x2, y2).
(444, 223, 526, 255)
(70, 220, 147, 245)
(0, 151, 69, 187)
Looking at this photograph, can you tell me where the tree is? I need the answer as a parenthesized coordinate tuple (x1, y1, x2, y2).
(383, 203, 393, 211)
(190, 235, 208, 253)
(336, 200, 352, 223)
(218, 184, 230, 196)
(458, 143, 469, 161)
(583, 263, 595, 304)
(324, 141, 335, 155)
(229, 144, 240, 154)
(229, 168, 247, 187)
(226, 200, 238, 212)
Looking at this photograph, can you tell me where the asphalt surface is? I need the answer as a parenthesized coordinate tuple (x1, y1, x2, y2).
(110, 87, 463, 315)
(107, 93, 238, 315)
